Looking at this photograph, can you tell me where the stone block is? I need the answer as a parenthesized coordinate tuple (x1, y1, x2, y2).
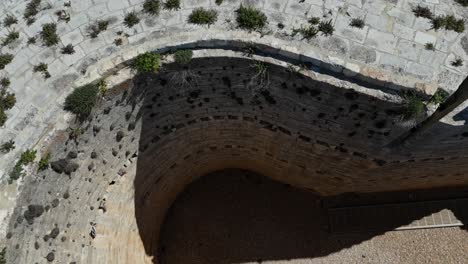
(365, 29, 397, 53)
(414, 31, 436, 45)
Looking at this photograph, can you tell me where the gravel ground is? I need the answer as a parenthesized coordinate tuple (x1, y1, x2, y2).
(159, 169, 468, 264)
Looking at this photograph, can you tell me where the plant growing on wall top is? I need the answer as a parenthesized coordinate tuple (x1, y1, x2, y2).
(40, 23, 59, 46)
(0, 88, 16, 126)
(2, 31, 20, 46)
(33, 63, 51, 79)
(174, 50, 193, 65)
(143, 0, 161, 15)
(64, 84, 99, 121)
(431, 15, 464, 33)
(124, 12, 140, 28)
(188, 8, 218, 26)
(401, 92, 426, 120)
(3, 15, 18, 27)
(88, 20, 109, 38)
(164, 0, 181, 10)
(24, 0, 41, 25)
(9, 149, 37, 182)
(429, 88, 449, 104)
(132, 52, 161, 73)
(0, 54, 13, 70)
(236, 5, 268, 31)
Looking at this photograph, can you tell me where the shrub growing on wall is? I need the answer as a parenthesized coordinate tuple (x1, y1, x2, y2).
(40, 23, 59, 46)
(188, 8, 218, 25)
(132, 52, 161, 73)
(143, 0, 160, 15)
(235, 5, 267, 31)
(64, 84, 99, 121)
(174, 50, 193, 65)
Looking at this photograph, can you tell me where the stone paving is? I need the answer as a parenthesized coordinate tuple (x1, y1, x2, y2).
(0, 0, 467, 183)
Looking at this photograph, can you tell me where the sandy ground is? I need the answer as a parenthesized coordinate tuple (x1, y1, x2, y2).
(158, 170, 468, 264)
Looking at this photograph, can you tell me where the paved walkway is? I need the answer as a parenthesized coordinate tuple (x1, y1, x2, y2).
(328, 198, 468, 233)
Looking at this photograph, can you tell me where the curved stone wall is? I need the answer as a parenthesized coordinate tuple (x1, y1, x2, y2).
(2, 56, 468, 263)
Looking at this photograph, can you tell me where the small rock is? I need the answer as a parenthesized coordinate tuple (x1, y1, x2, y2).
(50, 227, 60, 239)
(51, 199, 59, 208)
(90, 151, 97, 159)
(67, 151, 78, 159)
(46, 252, 55, 262)
(112, 149, 118, 156)
(24, 205, 45, 224)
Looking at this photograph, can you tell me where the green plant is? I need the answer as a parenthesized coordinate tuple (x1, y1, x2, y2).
(174, 50, 193, 65)
(188, 8, 218, 25)
(451, 58, 463, 67)
(143, 0, 161, 15)
(114, 38, 123, 46)
(0, 247, 6, 264)
(55, 10, 70, 22)
(402, 92, 425, 120)
(455, 0, 467, 6)
(124, 12, 140, 28)
(9, 149, 37, 182)
(0, 139, 15, 153)
(318, 20, 334, 36)
(27, 37, 36, 45)
(292, 25, 318, 39)
(61, 44, 75, 54)
(97, 79, 108, 96)
(0, 89, 15, 126)
(236, 5, 268, 31)
(64, 84, 99, 120)
(132, 52, 161, 73)
(164, 0, 180, 10)
(88, 20, 109, 38)
(38, 152, 50, 171)
(431, 15, 465, 33)
(0, 54, 13, 69)
(33, 63, 51, 79)
(2, 31, 19, 46)
(215, 0, 223, 5)
(425, 42, 435, 50)
(0, 77, 10, 88)
(3, 14, 18, 27)
(40, 23, 59, 46)
(0, 90, 16, 110)
(412, 5, 433, 19)
(308, 17, 320, 25)
(24, 0, 41, 25)
(249, 61, 270, 91)
(430, 88, 449, 104)
(350, 18, 365, 29)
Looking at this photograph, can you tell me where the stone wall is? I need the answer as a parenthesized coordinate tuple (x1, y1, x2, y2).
(3, 57, 468, 263)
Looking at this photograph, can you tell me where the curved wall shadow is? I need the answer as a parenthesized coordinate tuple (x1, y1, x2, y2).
(129, 56, 468, 262)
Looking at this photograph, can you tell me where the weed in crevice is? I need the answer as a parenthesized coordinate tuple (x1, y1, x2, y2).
(27, 37, 36, 45)
(401, 92, 426, 120)
(215, 0, 223, 5)
(318, 19, 334, 36)
(61, 44, 75, 55)
(455, 0, 467, 6)
(451, 58, 463, 67)
(431, 15, 464, 33)
(40, 23, 59, 46)
(0, 77, 10, 89)
(350, 18, 365, 29)
(55, 9, 70, 22)
(9, 149, 36, 182)
(188, 8, 218, 26)
(424, 42, 435, 50)
(3, 15, 18, 27)
(0, 54, 13, 70)
(88, 20, 109, 38)
(235, 5, 268, 32)
(24, 0, 41, 25)
(124, 12, 140, 28)
(174, 50, 193, 65)
(164, 0, 181, 10)
(38, 152, 50, 171)
(64, 84, 99, 121)
(2, 31, 19, 46)
(33, 63, 51, 79)
(429, 88, 449, 104)
(0, 139, 15, 153)
(248, 61, 270, 95)
(143, 0, 161, 15)
(412, 5, 433, 19)
(132, 52, 161, 73)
